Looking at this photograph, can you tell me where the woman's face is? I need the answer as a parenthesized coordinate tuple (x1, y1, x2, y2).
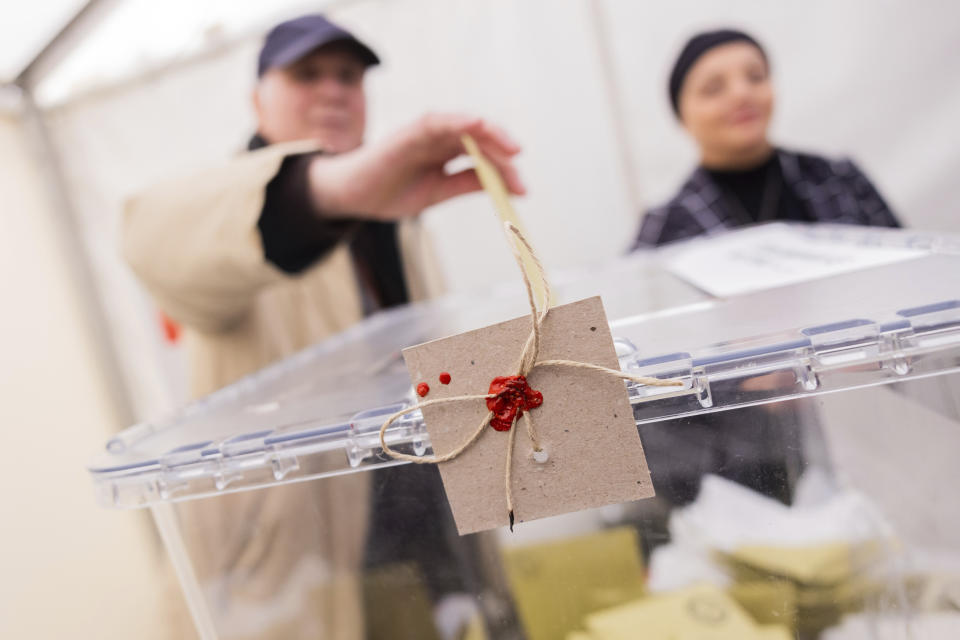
(678, 42, 773, 160)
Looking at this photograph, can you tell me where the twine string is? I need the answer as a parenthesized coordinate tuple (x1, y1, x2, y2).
(378, 222, 682, 529)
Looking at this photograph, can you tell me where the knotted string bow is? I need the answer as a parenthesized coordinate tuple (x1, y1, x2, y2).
(379, 218, 682, 529)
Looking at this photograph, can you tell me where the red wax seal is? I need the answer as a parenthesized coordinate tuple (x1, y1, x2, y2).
(439, 372, 452, 385)
(416, 382, 430, 397)
(486, 375, 543, 431)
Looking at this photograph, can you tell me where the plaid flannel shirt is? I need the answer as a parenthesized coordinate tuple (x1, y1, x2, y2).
(633, 149, 900, 249)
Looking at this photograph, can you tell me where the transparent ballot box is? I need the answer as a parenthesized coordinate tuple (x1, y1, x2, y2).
(90, 225, 960, 639)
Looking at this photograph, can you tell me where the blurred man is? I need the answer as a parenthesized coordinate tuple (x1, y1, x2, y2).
(126, 15, 524, 398)
(124, 15, 523, 639)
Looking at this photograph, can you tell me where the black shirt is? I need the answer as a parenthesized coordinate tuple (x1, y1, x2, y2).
(704, 152, 811, 225)
(251, 134, 409, 312)
(251, 136, 469, 606)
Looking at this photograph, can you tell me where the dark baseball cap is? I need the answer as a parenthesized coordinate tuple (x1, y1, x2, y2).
(257, 14, 380, 77)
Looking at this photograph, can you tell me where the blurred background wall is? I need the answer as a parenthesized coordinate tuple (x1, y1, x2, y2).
(0, 112, 163, 638)
(1, 1, 958, 637)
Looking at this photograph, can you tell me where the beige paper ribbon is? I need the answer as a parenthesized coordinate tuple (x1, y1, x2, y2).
(459, 134, 551, 309)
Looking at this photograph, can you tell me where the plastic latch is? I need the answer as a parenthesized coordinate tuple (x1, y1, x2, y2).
(897, 300, 960, 349)
(215, 430, 272, 490)
(878, 331, 911, 376)
(794, 357, 819, 391)
(692, 368, 713, 408)
(802, 319, 880, 367)
(157, 441, 213, 499)
(627, 352, 694, 402)
(269, 451, 300, 481)
(349, 402, 425, 466)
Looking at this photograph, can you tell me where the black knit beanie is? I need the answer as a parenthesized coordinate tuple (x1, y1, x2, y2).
(668, 29, 767, 117)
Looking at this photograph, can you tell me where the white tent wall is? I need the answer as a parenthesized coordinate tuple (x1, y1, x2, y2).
(36, 1, 960, 423)
(0, 113, 165, 638)
(42, 40, 264, 418)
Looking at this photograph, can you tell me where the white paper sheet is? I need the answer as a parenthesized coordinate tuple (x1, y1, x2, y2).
(665, 225, 927, 298)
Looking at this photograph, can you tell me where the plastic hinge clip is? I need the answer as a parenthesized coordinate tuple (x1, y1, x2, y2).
(157, 441, 213, 499)
(693, 368, 713, 408)
(898, 300, 960, 349)
(794, 358, 819, 391)
(879, 332, 912, 376)
(802, 319, 880, 367)
(213, 431, 272, 490)
(625, 351, 693, 402)
(348, 402, 428, 466)
(269, 452, 299, 481)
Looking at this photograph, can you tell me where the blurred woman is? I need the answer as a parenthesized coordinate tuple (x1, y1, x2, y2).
(634, 29, 900, 248)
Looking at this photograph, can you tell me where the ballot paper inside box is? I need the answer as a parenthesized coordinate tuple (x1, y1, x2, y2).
(87, 226, 960, 640)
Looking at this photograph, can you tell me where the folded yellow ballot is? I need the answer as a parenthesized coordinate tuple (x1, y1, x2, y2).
(584, 583, 760, 640)
(756, 625, 793, 640)
(725, 542, 864, 585)
(729, 580, 798, 630)
(503, 527, 646, 640)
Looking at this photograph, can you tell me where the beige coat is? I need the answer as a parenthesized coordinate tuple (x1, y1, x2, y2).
(123, 141, 445, 639)
(124, 141, 445, 398)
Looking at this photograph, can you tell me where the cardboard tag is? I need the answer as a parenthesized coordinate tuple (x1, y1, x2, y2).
(402, 296, 654, 535)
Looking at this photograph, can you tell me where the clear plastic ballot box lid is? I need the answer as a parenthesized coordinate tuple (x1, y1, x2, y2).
(88, 223, 960, 509)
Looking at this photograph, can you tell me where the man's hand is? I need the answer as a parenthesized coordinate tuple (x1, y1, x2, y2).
(308, 114, 525, 220)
